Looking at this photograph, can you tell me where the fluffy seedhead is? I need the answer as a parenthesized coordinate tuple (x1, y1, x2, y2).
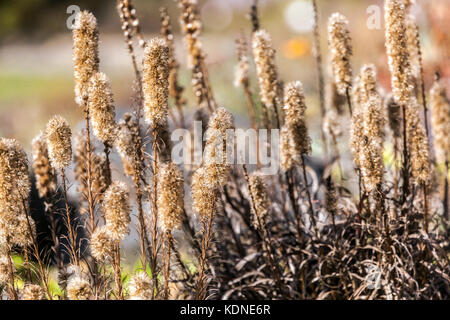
(22, 284, 45, 300)
(360, 96, 385, 193)
(0, 138, 31, 241)
(248, 173, 270, 229)
(90, 225, 115, 261)
(385, 0, 413, 104)
(192, 167, 216, 218)
(73, 11, 99, 106)
(280, 82, 311, 172)
(429, 77, 450, 164)
(284, 81, 311, 153)
(405, 15, 421, 80)
(88, 72, 117, 145)
(31, 133, 57, 198)
(67, 275, 93, 300)
(128, 271, 153, 300)
(143, 38, 170, 126)
(103, 181, 131, 241)
(158, 162, 184, 233)
(45, 115, 72, 170)
(252, 29, 281, 109)
(203, 108, 234, 187)
(328, 13, 353, 95)
(407, 97, 431, 185)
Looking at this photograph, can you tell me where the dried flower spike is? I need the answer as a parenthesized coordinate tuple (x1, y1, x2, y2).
(328, 13, 353, 95)
(203, 107, 234, 187)
(252, 29, 281, 109)
(248, 172, 270, 229)
(430, 77, 450, 164)
(128, 271, 153, 300)
(192, 167, 216, 218)
(158, 162, 184, 233)
(142, 38, 170, 126)
(45, 115, 72, 169)
(385, 0, 413, 104)
(90, 225, 115, 261)
(67, 275, 93, 300)
(73, 11, 99, 106)
(88, 72, 117, 145)
(22, 284, 45, 300)
(103, 181, 131, 241)
(407, 97, 431, 185)
(31, 133, 57, 198)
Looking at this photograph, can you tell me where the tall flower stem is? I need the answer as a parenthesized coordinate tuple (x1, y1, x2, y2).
(312, 0, 328, 159)
(113, 241, 123, 299)
(83, 106, 96, 234)
(5, 236, 17, 300)
(163, 231, 173, 300)
(195, 198, 216, 300)
(151, 126, 159, 296)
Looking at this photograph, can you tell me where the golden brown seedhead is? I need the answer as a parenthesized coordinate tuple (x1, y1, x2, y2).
(73, 10, 99, 106)
(45, 115, 72, 170)
(142, 38, 170, 127)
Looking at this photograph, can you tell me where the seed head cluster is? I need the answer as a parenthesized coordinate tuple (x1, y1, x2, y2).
(45, 115, 72, 170)
(73, 11, 99, 106)
(88, 72, 117, 145)
(143, 38, 170, 127)
(252, 29, 281, 109)
(158, 162, 185, 233)
(280, 81, 311, 171)
(31, 133, 57, 198)
(385, 0, 413, 104)
(429, 78, 450, 164)
(328, 13, 353, 95)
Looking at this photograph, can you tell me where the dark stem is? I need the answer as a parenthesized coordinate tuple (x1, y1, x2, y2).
(345, 86, 353, 116)
(301, 154, 318, 237)
(5, 236, 18, 300)
(151, 127, 159, 297)
(163, 231, 172, 300)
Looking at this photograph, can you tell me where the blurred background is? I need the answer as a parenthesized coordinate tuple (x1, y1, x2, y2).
(0, 0, 448, 149)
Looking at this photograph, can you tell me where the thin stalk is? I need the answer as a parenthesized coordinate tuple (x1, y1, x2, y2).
(5, 236, 18, 300)
(242, 82, 261, 168)
(400, 104, 410, 207)
(134, 173, 148, 271)
(423, 182, 429, 233)
(285, 171, 304, 244)
(151, 126, 159, 296)
(44, 195, 63, 271)
(195, 198, 216, 300)
(61, 168, 79, 267)
(312, 0, 328, 160)
(163, 231, 173, 300)
(242, 165, 287, 298)
(301, 154, 318, 237)
(23, 199, 52, 300)
(444, 160, 449, 221)
(83, 106, 96, 234)
(345, 86, 353, 116)
(113, 241, 123, 300)
(103, 143, 112, 188)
